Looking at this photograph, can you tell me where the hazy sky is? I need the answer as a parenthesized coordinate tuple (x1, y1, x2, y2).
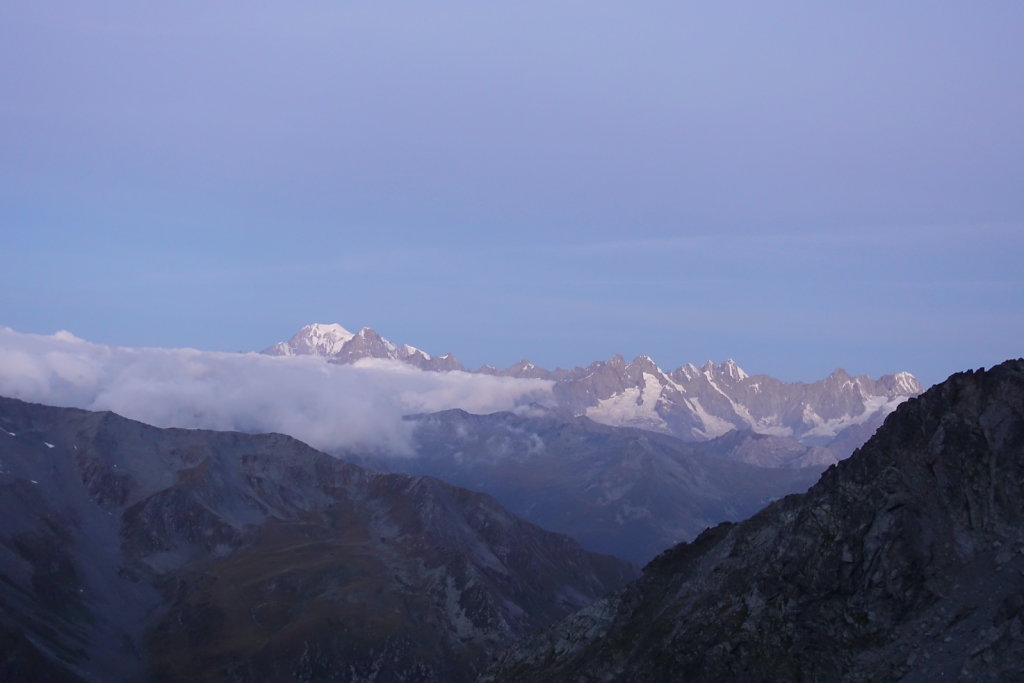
(2, 2, 1022, 386)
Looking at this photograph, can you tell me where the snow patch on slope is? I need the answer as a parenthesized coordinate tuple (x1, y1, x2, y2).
(586, 373, 668, 431)
(686, 397, 735, 439)
(801, 394, 910, 439)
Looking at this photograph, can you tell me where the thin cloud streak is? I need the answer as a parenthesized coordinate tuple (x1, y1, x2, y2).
(566, 223, 1024, 256)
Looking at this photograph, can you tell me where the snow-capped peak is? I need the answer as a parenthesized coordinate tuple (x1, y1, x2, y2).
(307, 322, 353, 337)
(677, 363, 700, 381)
(400, 344, 431, 360)
(721, 359, 748, 381)
(699, 359, 747, 382)
(631, 354, 664, 375)
(263, 323, 355, 356)
(887, 371, 922, 395)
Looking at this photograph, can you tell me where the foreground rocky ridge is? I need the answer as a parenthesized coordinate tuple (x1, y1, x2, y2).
(482, 359, 1024, 681)
(0, 398, 634, 682)
(264, 323, 921, 458)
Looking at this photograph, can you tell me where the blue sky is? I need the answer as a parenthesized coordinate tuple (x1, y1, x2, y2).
(2, 2, 1022, 386)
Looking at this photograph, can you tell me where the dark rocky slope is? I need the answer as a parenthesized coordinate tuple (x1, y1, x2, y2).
(482, 359, 1024, 682)
(0, 398, 635, 682)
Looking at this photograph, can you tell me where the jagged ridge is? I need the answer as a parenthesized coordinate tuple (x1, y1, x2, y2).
(264, 323, 922, 456)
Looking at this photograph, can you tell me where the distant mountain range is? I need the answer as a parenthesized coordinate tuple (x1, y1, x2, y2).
(483, 359, 1024, 682)
(350, 408, 823, 564)
(265, 323, 923, 459)
(0, 397, 633, 681)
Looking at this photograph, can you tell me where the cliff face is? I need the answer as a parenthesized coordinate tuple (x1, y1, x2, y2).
(0, 398, 635, 682)
(482, 359, 1024, 682)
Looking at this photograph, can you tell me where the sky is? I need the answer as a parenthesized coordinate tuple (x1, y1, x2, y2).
(2, 2, 1022, 387)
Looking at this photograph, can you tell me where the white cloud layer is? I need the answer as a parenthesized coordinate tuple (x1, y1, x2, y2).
(0, 328, 553, 454)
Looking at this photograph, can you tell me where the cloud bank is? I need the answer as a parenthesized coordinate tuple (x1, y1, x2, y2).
(0, 328, 553, 454)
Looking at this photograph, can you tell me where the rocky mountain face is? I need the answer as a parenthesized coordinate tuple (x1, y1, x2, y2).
(549, 357, 920, 452)
(697, 428, 839, 470)
(263, 323, 922, 460)
(0, 397, 634, 682)
(350, 409, 822, 565)
(481, 359, 1024, 682)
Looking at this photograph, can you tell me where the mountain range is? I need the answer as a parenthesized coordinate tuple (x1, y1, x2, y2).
(265, 323, 923, 461)
(1, 321, 1019, 680)
(482, 358, 1024, 681)
(0, 397, 633, 682)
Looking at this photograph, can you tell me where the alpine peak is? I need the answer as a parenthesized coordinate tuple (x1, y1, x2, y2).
(720, 358, 748, 380)
(263, 322, 355, 356)
(631, 354, 660, 371)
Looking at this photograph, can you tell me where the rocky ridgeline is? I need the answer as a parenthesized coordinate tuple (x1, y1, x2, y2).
(0, 398, 634, 682)
(481, 359, 1024, 681)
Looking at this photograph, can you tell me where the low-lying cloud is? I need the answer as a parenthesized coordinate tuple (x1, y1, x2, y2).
(0, 328, 553, 454)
